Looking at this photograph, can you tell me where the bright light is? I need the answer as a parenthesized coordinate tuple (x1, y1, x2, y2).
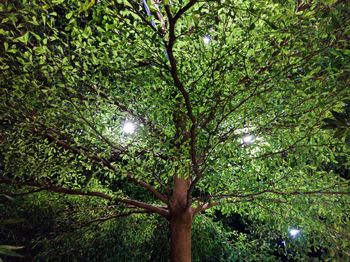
(289, 229, 300, 238)
(203, 35, 211, 45)
(242, 134, 254, 144)
(122, 121, 135, 134)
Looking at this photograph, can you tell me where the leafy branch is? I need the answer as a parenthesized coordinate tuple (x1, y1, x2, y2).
(0, 177, 169, 218)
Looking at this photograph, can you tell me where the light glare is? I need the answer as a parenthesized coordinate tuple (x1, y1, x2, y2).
(123, 121, 135, 134)
(203, 35, 211, 45)
(289, 229, 300, 238)
(243, 134, 254, 144)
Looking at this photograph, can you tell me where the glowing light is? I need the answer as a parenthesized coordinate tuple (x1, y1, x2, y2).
(122, 121, 135, 134)
(242, 134, 254, 144)
(289, 229, 300, 238)
(203, 35, 211, 45)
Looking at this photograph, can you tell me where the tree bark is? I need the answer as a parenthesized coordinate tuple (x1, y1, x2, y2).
(169, 175, 193, 262)
(169, 208, 193, 262)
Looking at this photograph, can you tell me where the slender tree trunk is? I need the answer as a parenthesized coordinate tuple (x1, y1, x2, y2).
(169, 175, 193, 262)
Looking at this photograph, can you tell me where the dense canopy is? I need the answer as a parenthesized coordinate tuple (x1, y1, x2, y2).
(1, 0, 349, 261)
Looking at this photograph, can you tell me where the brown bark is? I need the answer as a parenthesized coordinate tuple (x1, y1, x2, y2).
(169, 208, 193, 262)
(169, 175, 193, 262)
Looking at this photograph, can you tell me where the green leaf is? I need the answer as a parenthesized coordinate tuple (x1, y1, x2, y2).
(66, 12, 74, 20)
(41, 13, 47, 25)
(0, 245, 24, 257)
(78, 0, 96, 13)
(16, 32, 29, 44)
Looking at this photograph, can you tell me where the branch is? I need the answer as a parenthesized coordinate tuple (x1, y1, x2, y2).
(193, 198, 254, 216)
(77, 210, 151, 229)
(251, 143, 341, 160)
(210, 187, 350, 201)
(68, 99, 120, 150)
(84, 83, 166, 139)
(173, 0, 198, 23)
(126, 0, 164, 37)
(164, 2, 201, 206)
(4, 188, 44, 197)
(164, 5, 196, 126)
(207, 46, 330, 138)
(199, 47, 334, 172)
(194, 189, 350, 215)
(246, 103, 337, 161)
(0, 177, 169, 218)
(31, 125, 169, 205)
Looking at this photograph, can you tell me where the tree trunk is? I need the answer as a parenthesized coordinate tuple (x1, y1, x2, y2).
(169, 208, 193, 262)
(169, 175, 193, 262)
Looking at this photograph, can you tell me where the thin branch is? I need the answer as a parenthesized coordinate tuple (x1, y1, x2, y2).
(209, 187, 350, 201)
(198, 47, 334, 174)
(31, 125, 169, 205)
(76, 210, 152, 229)
(195, 187, 350, 214)
(68, 99, 119, 150)
(84, 83, 166, 139)
(0, 177, 169, 218)
(5, 188, 45, 197)
(208, 46, 330, 138)
(252, 143, 342, 160)
(247, 103, 338, 161)
(126, 0, 164, 37)
(173, 0, 198, 24)
(194, 197, 288, 216)
(192, 47, 328, 199)
(193, 198, 254, 216)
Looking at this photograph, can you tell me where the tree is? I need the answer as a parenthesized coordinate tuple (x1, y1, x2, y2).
(1, 0, 349, 261)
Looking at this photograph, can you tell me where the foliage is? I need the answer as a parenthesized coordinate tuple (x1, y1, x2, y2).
(0, 246, 23, 262)
(3, 191, 346, 261)
(0, 195, 24, 261)
(0, 0, 350, 260)
(0, 192, 270, 261)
